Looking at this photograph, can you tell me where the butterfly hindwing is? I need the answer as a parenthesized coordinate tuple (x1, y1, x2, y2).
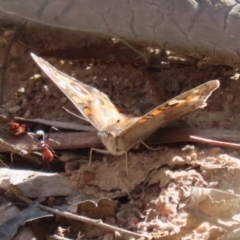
(116, 80, 220, 152)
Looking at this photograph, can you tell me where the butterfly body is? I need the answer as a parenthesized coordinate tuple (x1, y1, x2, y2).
(31, 53, 220, 157)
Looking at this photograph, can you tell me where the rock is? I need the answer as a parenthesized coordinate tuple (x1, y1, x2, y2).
(23, 109, 31, 118)
(60, 97, 68, 104)
(17, 87, 25, 93)
(7, 105, 21, 114)
(20, 99, 28, 108)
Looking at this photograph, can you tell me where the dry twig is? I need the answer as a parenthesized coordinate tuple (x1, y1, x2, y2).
(0, 137, 28, 156)
(0, 137, 42, 163)
(13, 193, 151, 239)
(14, 117, 95, 132)
(189, 135, 240, 148)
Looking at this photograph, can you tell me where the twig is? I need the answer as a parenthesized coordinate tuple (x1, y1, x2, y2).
(14, 117, 95, 132)
(13, 193, 151, 239)
(0, 137, 28, 156)
(3, 127, 240, 153)
(49, 235, 74, 240)
(0, 137, 42, 163)
(149, 127, 240, 149)
(2, 131, 101, 152)
(189, 135, 240, 148)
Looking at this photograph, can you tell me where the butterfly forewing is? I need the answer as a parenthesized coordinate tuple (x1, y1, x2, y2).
(31, 53, 124, 131)
(116, 80, 220, 152)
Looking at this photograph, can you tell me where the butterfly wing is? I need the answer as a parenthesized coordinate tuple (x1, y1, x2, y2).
(31, 53, 125, 131)
(116, 80, 220, 152)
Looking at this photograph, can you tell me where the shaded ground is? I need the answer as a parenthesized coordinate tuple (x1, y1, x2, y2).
(1, 20, 240, 240)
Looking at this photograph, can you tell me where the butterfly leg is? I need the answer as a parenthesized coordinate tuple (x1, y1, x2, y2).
(139, 141, 164, 151)
(86, 148, 110, 170)
(87, 149, 129, 176)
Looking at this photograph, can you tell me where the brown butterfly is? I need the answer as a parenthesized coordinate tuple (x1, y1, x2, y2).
(31, 53, 219, 167)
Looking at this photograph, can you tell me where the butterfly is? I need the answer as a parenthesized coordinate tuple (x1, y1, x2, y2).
(31, 53, 219, 168)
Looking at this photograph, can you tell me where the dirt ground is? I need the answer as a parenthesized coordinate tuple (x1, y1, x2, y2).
(1, 20, 240, 240)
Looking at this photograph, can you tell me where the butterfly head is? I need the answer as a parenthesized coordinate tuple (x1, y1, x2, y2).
(97, 130, 123, 155)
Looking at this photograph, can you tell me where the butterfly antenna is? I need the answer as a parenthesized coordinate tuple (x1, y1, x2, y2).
(62, 107, 89, 123)
(140, 141, 164, 151)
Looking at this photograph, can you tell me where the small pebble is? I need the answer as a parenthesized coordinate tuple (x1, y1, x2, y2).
(4, 30, 13, 37)
(211, 71, 218, 78)
(37, 93, 45, 100)
(23, 110, 31, 118)
(226, 94, 233, 103)
(134, 199, 145, 209)
(8, 105, 21, 114)
(104, 216, 116, 225)
(60, 97, 68, 104)
(17, 87, 25, 93)
(25, 86, 32, 96)
(53, 91, 62, 99)
(44, 90, 52, 97)
(35, 80, 43, 90)
(230, 73, 240, 80)
(1, 100, 14, 109)
(21, 99, 28, 108)
(196, 223, 208, 233)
